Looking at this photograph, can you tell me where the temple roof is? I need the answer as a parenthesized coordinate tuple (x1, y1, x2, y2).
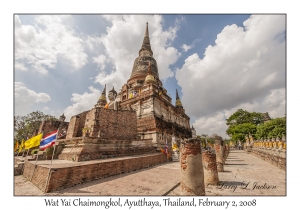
(262, 112, 271, 121)
(129, 23, 159, 80)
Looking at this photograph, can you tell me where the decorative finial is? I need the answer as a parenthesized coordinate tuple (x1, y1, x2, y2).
(175, 89, 183, 107)
(176, 89, 180, 100)
(145, 22, 149, 36)
(139, 22, 153, 56)
(102, 84, 106, 95)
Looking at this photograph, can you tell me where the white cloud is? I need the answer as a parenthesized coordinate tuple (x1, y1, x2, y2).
(181, 39, 200, 52)
(91, 15, 181, 90)
(63, 86, 101, 121)
(15, 62, 28, 71)
(14, 82, 51, 116)
(15, 15, 88, 74)
(182, 44, 192, 52)
(93, 54, 108, 70)
(176, 15, 285, 137)
(193, 88, 286, 138)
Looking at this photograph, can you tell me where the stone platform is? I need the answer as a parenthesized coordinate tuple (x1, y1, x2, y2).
(57, 137, 156, 162)
(22, 152, 167, 193)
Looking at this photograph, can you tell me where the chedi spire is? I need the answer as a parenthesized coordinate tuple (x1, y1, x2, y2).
(175, 89, 183, 107)
(96, 84, 107, 108)
(139, 22, 153, 56)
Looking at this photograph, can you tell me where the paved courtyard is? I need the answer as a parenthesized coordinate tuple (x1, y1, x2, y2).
(14, 149, 285, 196)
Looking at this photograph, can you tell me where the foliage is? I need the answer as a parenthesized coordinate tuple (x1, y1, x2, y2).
(14, 111, 58, 142)
(45, 146, 54, 155)
(256, 117, 286, 139)
(226, 109, 286, 142)
(226, 109, 264, 142)
(197, 134, 217, 149)
(82, 127, 91, 133)
(226, 109, 264, 126)
(198, 134, 215, 145)
(31, 149, 39, 155)
(226, 122, 257, 142)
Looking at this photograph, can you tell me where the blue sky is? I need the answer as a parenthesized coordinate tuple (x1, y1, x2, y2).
(14, 14, 286, 137)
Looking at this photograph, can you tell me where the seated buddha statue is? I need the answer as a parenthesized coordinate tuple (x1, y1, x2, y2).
(105, 87, 118, 110)
(268, 139, 272, 149)
(276, 136, 282, 151)
(272, 137, 277, 149)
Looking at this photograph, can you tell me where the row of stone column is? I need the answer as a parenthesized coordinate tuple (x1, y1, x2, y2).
(180, 138, 230, 195)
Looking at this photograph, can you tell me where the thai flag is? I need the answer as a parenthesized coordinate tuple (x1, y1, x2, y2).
(40, 130, 58, 151)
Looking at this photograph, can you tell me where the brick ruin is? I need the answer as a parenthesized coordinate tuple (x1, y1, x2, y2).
(58, 108, 156, 162)
(114, 23, 192, 148)
(214, 139, 225, 172)
(202, 150, 219, 186)
(246, 136, 286, 170)
(57, 22, 193, 161)
(66, 108, 137, 140)
(180, 138, 205, 195)
(19, 22, 195, 193)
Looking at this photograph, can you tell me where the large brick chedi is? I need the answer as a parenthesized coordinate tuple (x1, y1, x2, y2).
(180, 138, 205, 196)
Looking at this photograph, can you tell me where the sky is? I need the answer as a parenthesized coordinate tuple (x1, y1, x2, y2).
(14, 14, 286, 138)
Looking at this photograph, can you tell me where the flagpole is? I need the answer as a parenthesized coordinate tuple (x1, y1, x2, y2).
(44, 129, 59, 193)
(26, 148, 30, 156)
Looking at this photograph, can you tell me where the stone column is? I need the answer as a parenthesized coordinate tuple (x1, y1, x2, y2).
(180, 138, 205, 196)
(224, 144, 229, 159)
(202, 150, 219, 186)
(214, 139, 224, 172)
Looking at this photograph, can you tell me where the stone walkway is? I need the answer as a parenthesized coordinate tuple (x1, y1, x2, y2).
(168, 149, 286, 196)
(14, 149, 286, 196)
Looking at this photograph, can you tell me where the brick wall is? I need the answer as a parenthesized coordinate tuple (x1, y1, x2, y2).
(57, 138, 156, 161)
(23, 160, 49, 192)
(66, 111, 88, 139)
(66, 108, 137, 140)
(250, 148, 286, 170)
(100, 109, 137, 139)
(24, 153, 167, 193)
(38, 121, 69, 136)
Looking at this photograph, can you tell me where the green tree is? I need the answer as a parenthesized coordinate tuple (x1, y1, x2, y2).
(14, 111, 58, 142)
(227, 123, 257, 142)
(226, 109, 264, 142)
(256, 117, 286, 139)
(226, 109, 264, 126)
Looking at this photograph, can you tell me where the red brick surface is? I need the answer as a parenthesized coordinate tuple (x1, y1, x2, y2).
(23, 153, 167, 193)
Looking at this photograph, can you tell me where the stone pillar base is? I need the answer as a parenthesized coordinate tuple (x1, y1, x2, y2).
(180, 138, 205, 196)
(217, 162, 224, 172)
(172, 151, 180, 161)
(202, 150, 219, 185)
